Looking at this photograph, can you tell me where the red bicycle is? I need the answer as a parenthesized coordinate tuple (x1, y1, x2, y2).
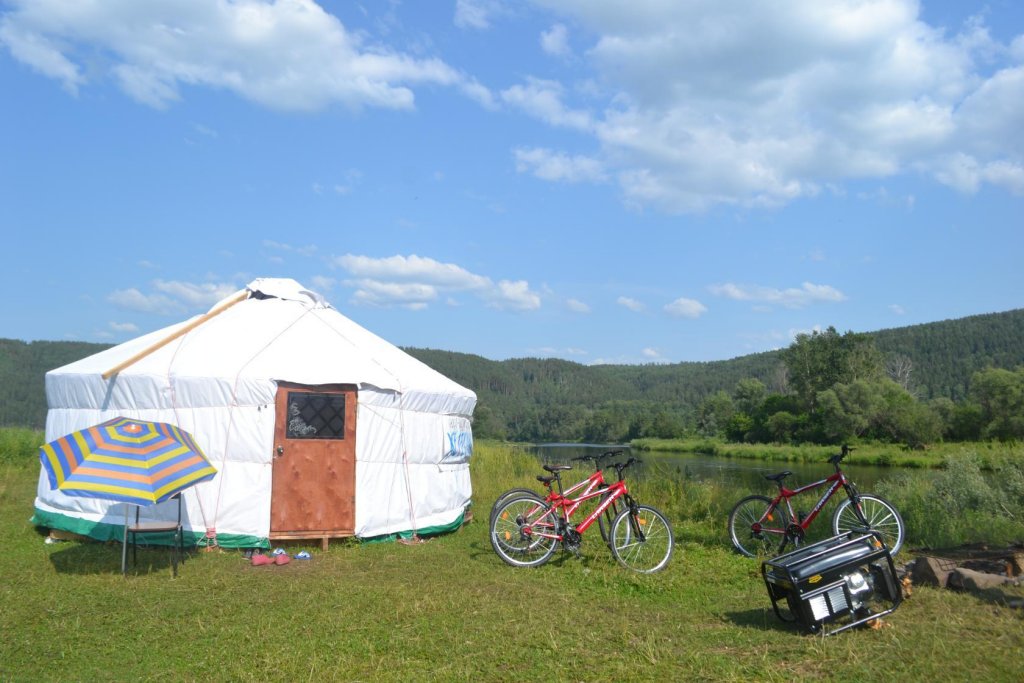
(489, 458, 674, 573)
(488, 450, 623, 545)
(728, 446, 905, 557)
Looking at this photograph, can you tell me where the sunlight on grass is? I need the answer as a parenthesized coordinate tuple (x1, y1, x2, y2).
(1, 438, 1021, 681)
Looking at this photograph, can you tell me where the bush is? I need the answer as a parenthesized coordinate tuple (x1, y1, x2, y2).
(875, 449, 1024, 548)
(0, 427, 44, 466)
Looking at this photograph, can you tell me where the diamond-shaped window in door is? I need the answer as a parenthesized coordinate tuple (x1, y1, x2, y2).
(286, 393, 346, 439)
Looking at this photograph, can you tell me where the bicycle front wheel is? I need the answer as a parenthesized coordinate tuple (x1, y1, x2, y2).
(609, 505, 674, 573)
(832, 494, 905, 555)
(728, 495, 788, 558)
(490, 495, 558, 568)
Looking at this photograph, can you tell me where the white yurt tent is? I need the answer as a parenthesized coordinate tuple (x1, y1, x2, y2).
(33, 278, 476, 548)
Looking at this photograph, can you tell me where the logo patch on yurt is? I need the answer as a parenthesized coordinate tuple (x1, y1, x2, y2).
(442, 416, 473, 463)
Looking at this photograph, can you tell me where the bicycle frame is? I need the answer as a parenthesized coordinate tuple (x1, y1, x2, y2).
(527, 479, 631, 541)
(755, 470, 850, 538)
(560, 468, 609, 505)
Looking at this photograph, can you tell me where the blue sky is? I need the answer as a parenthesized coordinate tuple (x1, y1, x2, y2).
(1, 0, 1021, 364)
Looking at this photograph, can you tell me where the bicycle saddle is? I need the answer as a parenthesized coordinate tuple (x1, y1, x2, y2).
(764, 471, 792, 483)
(543, 464, 572, 473)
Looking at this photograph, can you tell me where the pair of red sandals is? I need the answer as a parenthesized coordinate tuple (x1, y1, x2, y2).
(251, 552, 289, 566)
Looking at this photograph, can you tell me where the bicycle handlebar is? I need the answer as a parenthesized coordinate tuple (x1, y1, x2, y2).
(611, 457, 639, 481)
(571, 450, 625, 468)
(828, 444, 855, 466)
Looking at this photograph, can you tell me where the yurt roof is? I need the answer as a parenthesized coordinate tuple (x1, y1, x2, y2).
(48, 278, 475, 405)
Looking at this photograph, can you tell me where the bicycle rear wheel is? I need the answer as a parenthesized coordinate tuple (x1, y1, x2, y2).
(832, 493, 905, 555)
(609, 504, 673, 573)
(489, 487, 541, 525)
(728, 495, 788, 558)
(490, 495, 558, 568)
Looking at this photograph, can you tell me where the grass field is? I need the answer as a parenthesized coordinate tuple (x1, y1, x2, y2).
(2, 440, 1022, 682)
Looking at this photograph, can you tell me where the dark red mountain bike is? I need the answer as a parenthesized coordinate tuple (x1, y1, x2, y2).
(728, 446, 905, 557)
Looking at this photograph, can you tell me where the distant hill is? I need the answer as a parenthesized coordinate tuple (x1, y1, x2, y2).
(1, 308, 1022, 434)
(0, 339, 113, 429)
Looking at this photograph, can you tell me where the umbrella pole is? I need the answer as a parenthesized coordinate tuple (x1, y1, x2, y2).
(122, 505, 129, 576)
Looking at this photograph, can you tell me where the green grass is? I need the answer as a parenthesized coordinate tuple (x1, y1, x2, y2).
(2, 440, 1023, 681)
(0, 426, 43, 465)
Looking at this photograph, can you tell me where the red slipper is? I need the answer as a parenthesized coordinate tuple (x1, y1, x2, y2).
(274, 554, 291, 565)
(251, 553, 273, 566)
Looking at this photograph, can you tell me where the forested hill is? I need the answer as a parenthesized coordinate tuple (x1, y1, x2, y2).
(872, 309, 1024, 400)
(0, 339, 113, 430)
(1, 308, 1022, 433)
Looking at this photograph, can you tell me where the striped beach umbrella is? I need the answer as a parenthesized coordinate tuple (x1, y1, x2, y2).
(40, 417, 217, 506)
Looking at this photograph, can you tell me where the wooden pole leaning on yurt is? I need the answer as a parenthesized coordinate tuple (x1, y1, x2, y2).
(101, 290, 250, 380)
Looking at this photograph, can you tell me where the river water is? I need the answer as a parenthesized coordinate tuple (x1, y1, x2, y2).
(530, 443, 896, 492)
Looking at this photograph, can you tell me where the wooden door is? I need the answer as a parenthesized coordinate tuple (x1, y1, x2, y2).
(271, 383, 356, 537)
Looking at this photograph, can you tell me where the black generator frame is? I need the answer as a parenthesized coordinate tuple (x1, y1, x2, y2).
(761, 530, 902, 636)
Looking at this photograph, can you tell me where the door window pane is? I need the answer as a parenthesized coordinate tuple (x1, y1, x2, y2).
(286, 392, 345, 439)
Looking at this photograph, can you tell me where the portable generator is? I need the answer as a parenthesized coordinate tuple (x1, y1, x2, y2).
(761, 531, 902, 635)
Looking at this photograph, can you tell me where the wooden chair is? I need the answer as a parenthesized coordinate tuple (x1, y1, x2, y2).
(121, 493, 184, 577)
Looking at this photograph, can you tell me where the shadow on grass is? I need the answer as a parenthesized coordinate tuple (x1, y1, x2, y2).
(723, 607, 799, 634)
(48, 540, 187, 577)
(467, 537, 604, 571)
(958, 585, 1024, 608)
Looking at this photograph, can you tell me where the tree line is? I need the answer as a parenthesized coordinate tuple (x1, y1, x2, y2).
(1, 308, 1022, 446)
(695, 327, 1024, 448)
(410, 308, 1024, 446)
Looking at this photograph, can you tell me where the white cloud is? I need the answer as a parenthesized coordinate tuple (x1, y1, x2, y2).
(152, 280, 239, 308)
(512, 0, 1024, 210)
(109, 321, 139, 333)
(541, 23, 570, 57)
(710, 282, 846, 308)
(486, 280, 542, 311)
(566, 298, 590, 313)
(321, 169, 363, 196)
(931, 152, 1024, 195)
(310, 275, 336, 292)
(192, 123, 218, 138)
(0, 0, 488, 111)
(333, 253, 541, 312)
(889, 303, 906, 315)
(642, 347, 661, 359)
(501, 77, 593, 131)
(335, 254, 491, 290)
(454, 0, 502, 30)
(0, 14, 83, 94)
(789, 324, 824, 341)
(108, 288, 181, 315)
(664, 297, 708, 318)
(617, 296, 645, 312)
(514, 147, 607, 183)
(348, 280, 437, 309)
(109, 279, 240, 315)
